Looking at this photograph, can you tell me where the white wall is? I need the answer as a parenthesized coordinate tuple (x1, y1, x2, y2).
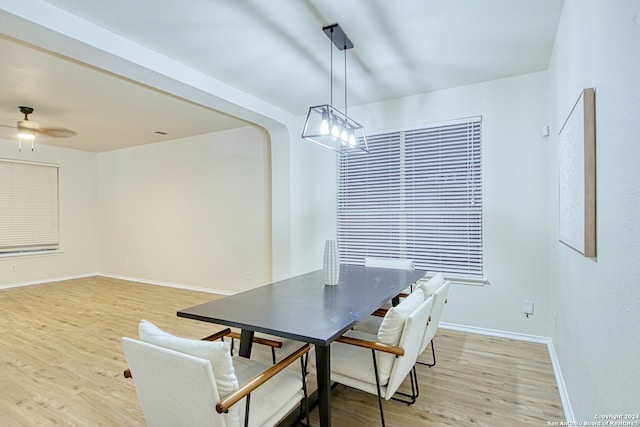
(548, 0, 640, 419)
(289, 131, 339, 276)
(1, 125, 274, 294)
(0, 138, 99, 287)
(98, 126, 272, 293)
(340, 71, 552, 337)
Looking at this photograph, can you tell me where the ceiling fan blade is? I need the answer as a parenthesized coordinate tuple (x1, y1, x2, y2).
(36, 127, 77, 138)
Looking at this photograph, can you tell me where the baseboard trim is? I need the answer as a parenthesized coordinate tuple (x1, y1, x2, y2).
(1, 272, 234, 296)
(440, 322, 549, 343)
(546, 339, 575, 422)
(97, 273, 234, 296)
(440, 322, 574, 422)
(0, 273, 96, 290)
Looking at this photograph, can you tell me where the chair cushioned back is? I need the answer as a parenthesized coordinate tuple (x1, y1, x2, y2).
(415, 272, 445, 299)
(386, 295, 434, 398)
(121, 337, 225, 427)
(365, 257, 415, 270)
(419, 281, 451, 355)
(377, 289, 424, 346)
(137, 320, 240, 426)
(376, 289, 423, 382)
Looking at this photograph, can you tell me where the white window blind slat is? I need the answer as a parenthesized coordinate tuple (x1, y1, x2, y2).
(337, 117, 482, 278)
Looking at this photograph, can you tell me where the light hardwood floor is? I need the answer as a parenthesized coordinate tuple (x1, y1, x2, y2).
(0, 276, 564, 426)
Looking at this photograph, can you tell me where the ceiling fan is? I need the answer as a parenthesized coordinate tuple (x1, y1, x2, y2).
(9, 106, 77, 151)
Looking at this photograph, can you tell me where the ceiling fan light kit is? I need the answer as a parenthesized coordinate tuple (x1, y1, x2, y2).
(17, 126, 36, 140)
(17, 106, 35, 151)
(302, 23, 368, 154)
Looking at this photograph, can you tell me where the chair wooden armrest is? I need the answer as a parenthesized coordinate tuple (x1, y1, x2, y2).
(215, 343, 310, 413)
(226, 331, 283, 349)
(201, 328, 232, 342)
(336, 335, 405, 357)
(371, 308, 388, 318)
(370, 292, 410, 318)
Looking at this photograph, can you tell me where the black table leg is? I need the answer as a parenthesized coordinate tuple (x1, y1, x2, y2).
(315, 344, 331, 427)
(239, 329, 254, 358)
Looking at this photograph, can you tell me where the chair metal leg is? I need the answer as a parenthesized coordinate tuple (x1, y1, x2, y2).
(416, 339, 436, 367)
(410, 366, 419, 399)
(299, 353, 310, 427)
(390, 366, 418, 405)
(244, 393, 251, 427)
(429, 339, 436, 366)
(370, 349, 386, 427)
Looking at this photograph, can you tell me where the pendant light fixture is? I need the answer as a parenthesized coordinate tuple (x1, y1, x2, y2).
(302, 24, 369, 153)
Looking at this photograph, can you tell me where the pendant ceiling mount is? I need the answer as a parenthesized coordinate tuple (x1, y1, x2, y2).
(322, 23, 353, 50)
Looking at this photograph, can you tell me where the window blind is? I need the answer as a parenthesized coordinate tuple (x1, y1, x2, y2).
(337, 117, 482, 278)
(0, 159, 59, 255)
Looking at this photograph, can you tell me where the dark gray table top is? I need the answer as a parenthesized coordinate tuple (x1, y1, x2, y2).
(177, 264, 426, 346)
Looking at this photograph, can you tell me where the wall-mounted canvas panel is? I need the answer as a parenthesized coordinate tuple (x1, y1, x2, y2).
(558, 88, 596, 257)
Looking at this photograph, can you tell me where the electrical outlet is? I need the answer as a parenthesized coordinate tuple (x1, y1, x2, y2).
(245, 270, 252, 281)
(522, 300, 534, 317)
(11, 264, 17, 272)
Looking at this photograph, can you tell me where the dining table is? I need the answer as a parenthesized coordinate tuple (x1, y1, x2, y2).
(177, 263, 426, 427)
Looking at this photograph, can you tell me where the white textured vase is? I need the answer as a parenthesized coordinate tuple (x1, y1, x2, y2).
(323, 240, 340, 286)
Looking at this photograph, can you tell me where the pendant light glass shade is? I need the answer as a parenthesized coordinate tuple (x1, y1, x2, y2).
(302, 104, 368, 153)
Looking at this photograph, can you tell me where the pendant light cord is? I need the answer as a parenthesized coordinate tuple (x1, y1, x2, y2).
(344, 47, 348, 117)
(329, 28, 350, 115)
(330, 28, 334, 107)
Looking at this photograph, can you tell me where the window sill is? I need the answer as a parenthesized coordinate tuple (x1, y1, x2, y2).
(422, 274, 488, 287)
(0, 250, 62, 259)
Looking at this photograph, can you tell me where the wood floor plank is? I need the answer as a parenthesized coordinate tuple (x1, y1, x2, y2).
(0, 277, 565, 426)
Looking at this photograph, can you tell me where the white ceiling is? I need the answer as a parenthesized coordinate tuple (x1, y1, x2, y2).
(0, 0, 564, 152)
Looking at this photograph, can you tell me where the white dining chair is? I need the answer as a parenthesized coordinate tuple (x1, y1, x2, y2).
(364, 257, 415, 271)
(310, 289, 433, 426)
(353, 272, 445, 335)
(416, 280, 450, 367)
(121, 320, 310, 427)
(352, 273, 450, 398)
